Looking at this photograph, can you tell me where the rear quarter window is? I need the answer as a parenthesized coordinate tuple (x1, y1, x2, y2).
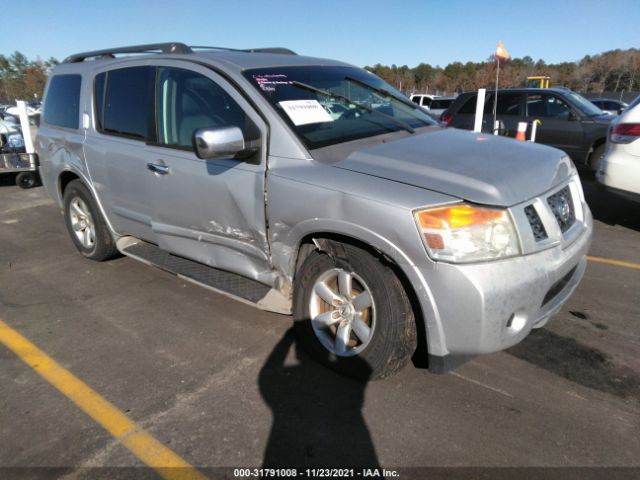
(458, 95, 478, 114)
(43, 74, 81, 129)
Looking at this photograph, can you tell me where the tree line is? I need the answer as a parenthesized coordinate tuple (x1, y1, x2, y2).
(365, 48, 640, 96)
(0, 52, 58, 103)
(1, 48, 639, 103)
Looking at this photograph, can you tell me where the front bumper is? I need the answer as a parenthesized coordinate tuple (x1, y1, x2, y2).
(416, 178, 593, 370)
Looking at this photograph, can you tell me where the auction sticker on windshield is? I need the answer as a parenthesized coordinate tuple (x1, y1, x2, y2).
(279, 100, 334, 126)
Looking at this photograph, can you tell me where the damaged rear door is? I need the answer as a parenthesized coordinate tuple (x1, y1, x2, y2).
(145, 62, 271, 282)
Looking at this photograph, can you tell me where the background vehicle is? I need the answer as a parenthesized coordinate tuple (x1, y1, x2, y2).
(37, 43, 592, 379)
(410, 93, 435, 109)
(444, 88, 613, 170)
(429, 95, 456, 118)
(526, 76, 551, 88)
(596, 95, 640, 201)
(0, 117, 39, 188)
(589, 98, 628, 116)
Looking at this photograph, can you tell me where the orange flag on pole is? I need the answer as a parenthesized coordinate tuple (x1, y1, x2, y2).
(495, 40, 510, 61)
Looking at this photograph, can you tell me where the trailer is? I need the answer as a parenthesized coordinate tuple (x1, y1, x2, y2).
(0, 100, 39, 188)
(0, 152, 39, 188)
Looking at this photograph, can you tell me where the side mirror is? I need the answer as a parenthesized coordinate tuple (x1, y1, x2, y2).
(568, 111, 578, 122)
(193, 126, 245, 160)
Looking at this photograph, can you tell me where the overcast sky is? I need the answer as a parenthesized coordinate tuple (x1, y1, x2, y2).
(5, 0, 639, 67)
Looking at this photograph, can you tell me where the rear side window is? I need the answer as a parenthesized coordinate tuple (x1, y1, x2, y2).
(430, 99, 454, 110)
(94, 72, 106, 130)
(458, 95, 478, 114)
(44, 75, 81, 129)
(485, 93, 522, 115)
(101, 66, 155, 140)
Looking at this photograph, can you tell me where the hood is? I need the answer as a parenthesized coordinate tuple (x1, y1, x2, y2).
(331, 128, 573, 207)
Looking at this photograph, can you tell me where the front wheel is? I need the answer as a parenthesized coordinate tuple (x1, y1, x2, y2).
(293, 243, 417, 380)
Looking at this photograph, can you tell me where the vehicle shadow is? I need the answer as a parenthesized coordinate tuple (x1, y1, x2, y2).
(579, 171, 640, 232)
(258, 328, 380, 469)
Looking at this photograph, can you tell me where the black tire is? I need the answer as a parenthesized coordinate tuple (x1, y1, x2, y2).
(293, 243, 417, 380)
(63, 180, 119, 261)
(588, 144, 605, 172)
(16, 172, 38, 189)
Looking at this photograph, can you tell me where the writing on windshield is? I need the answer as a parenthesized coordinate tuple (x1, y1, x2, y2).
(243, 66, 435, 149)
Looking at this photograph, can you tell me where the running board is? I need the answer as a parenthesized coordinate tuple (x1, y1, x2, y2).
(116, 237, 291, 315)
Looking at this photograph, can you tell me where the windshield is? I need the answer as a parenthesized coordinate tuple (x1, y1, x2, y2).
(243, 66, 436, 149)
(564, 91, 605, 117)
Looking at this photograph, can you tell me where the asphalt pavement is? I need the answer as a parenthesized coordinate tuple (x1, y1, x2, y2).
(0, 172, 638, 479)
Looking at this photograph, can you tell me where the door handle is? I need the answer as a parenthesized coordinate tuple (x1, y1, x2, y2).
(146, 162, 170, 175)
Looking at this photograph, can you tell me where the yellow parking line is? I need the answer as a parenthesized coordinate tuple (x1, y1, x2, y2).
(587, 256, 640, 270)
(0, 317, 208, 480)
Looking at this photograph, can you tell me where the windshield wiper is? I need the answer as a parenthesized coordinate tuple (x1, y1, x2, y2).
(344, 75, 425, 113)
(289, 80, 415, 134)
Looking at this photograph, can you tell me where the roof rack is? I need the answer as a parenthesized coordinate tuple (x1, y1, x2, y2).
(63, 42, 192, 63)
(63, 43, 297, 63)
(243, 47, 297, 55)
(190, 46, 297, 55)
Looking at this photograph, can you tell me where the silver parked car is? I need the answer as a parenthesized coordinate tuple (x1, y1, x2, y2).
(37, 43, 592, 379)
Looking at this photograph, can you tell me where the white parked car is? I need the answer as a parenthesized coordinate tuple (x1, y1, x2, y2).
(410, 93, 435, 109)
(596, 95, 640, 201)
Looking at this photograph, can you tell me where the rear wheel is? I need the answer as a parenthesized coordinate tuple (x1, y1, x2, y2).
(293, 242, 417, 379)
(63, 180, 118, 261)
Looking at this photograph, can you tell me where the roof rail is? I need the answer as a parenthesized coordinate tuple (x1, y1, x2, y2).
(63, 43, 298, 63)
(63, 42, 192, 63)
(242, 47, 297, 55)
(190, 46, 297, 55)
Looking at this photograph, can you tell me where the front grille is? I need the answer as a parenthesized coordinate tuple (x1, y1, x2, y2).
(547, 186, 576, 233)
(524, 205, 548, 241)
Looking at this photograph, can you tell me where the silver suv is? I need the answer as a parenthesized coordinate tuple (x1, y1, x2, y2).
(37, 43, 592, 379)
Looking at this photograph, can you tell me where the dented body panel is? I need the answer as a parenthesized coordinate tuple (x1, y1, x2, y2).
(37, 48, 593, 371)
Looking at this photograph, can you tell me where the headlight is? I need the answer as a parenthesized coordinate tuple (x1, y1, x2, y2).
(7, 134, 25, 149)
(414, 203, 520, 263)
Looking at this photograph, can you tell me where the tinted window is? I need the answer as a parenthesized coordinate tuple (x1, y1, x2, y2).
(411, 96, 420, 104)
(421, 97, 432, 107)
(527, 94, 571, 119)
(94, 72, 106, 130)
(103, 67, 155, 140)
(156, 67, 248, 149)
(458, 95, 478, 114)
(495, 93, 521, 115)
(430, 99, 454, 109)
(44, 75, 81, 129)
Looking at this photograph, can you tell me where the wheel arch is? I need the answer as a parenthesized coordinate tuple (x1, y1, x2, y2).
(587, 137, 607, 168)
(59, 170, 81, 199)
(58, 169, 118, 237)
(291, 231, 432, 367)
